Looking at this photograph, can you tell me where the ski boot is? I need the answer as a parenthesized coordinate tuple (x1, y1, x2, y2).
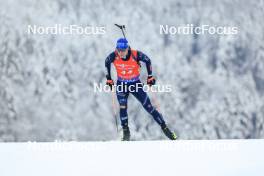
(122, 126, 130, 141)
(161, 124, 177, 140)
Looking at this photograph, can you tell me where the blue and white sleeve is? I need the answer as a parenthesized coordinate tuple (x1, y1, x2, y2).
(137, 51, 152, 76)
(105, 52, 115, 79)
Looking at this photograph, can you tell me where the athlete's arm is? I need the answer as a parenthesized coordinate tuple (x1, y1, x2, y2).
(137, 51, 152, 76)
(105, 52, 116, 79)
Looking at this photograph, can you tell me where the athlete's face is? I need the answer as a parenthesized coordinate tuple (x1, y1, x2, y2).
(117, 48, 128, 59)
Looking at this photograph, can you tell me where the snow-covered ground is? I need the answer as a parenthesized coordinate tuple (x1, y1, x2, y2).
(0, 139, 263, 176)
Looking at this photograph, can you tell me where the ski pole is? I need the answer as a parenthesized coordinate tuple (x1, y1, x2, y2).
(111, 88, 119, 132)
(112, 23, 127, 133)
(149, 86, 160, 111)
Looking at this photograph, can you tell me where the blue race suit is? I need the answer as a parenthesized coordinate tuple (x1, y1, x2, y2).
(105, 48, 166, 128)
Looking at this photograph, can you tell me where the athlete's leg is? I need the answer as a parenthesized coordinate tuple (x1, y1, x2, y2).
(116, 81, 129, 127)
(130, 81, 165, 126)
(129, 81, 177, 140)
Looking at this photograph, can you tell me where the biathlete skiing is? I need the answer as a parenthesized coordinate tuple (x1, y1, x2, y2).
(105, 24, 177, 141)
(105, 35, 177, 141)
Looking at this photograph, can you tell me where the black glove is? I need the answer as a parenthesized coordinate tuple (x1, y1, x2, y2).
(106, 75, 114, 89)
(147, 75, 156, 86)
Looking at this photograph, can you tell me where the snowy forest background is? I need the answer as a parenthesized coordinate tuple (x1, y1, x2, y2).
(1, 0, 264, 141)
